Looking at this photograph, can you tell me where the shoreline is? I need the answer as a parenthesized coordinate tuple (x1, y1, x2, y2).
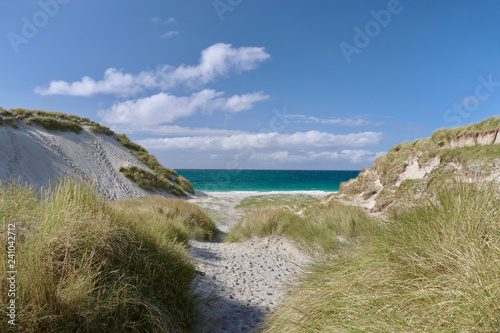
(193, 190, 336, 197)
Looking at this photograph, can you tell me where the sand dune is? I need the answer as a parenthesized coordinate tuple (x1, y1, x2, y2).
(0, 122, 154, 200)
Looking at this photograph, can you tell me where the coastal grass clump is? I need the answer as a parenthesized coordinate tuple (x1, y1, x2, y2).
(116, 134, 180, 181)
(116, 133, 148, 153)
(0, 178, 201, 332)
(111, 195, 217, 242)
(226, 200, 374, 253)
(117, 134, 194, 194)
(2, 116, 18, 128)
(25, 116, 82, 133)
(119, 165, 178, 192)
(175, 175, 195, 195)
(235, 193, 316, 210)
(263, 182, 500, 332)
(89, 122, 114, 136)
(225, 207, 302, 242)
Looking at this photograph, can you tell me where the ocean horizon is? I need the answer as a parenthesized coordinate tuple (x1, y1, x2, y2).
(176, 169, 360, 192)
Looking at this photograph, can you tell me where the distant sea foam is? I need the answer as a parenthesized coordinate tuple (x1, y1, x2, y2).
(176, 169, 360, 192)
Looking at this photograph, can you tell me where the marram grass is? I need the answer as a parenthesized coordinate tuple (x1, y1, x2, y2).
(263, 182, 500, 332)
(226, 200, 375, 253)
(0, 178, 213, 332)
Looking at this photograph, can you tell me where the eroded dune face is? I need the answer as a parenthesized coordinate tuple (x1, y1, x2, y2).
(335, 118, 500, 214)
(0, 123, 150, 200)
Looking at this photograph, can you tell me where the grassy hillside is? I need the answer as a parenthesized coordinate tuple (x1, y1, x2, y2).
(0, 107, 195, 197)
(263, 182, 500, 332)
(339, 116, 500, 213)
(0, 178, 213, 332)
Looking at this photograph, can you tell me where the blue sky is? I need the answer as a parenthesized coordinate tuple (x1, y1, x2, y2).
(1, 0, 500, 170)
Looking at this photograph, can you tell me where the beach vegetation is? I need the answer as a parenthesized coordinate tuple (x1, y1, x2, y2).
(119, 165, 185, 195)
(116, 133, 148, 153)
(111, 195, 217, 242)
(3, 116, 18, 129)
(25, 116, 82, 133)
(339, 116, 500, 212)
(235, 193, 317, 210)
(116, 134, 193, 194)
(226, 200, 374, 253)
(0, 178, 205, 332)
(89, 122, 115, 136)
(175, 175, 195, 195)
(263, 182, 500, 332)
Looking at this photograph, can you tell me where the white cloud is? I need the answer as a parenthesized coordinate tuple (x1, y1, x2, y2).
(287, 114, 385, 126)
(137, 131, 382, 151)
(152, 17, 175, 24)
(110, 124, 249, 136)
(220, 92, 270, 113)
(99, 90, 269, 126)
(160, 31, 179, 38)
(236, 149, 386, 164)
(34, 68, 159, 97)
(34, 43, 270, 97)
(159, 43, 270, 90)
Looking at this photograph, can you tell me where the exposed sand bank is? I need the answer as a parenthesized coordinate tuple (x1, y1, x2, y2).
(0, 123, 158, 200)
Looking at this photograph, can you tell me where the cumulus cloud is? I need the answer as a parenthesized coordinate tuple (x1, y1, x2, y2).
(34, 68, 159, 97)
(34, 43, 270, 96)
(287, 114, 385, 126)
(137, 131, 382, 151)
(236, 150, 386, 164)
(99, 90, 269, 126)
(159, 43, 270, 90)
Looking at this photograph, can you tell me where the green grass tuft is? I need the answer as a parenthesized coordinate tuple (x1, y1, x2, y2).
(89, 123, 114, 135)
(119, 166, 186, 196)
(2, 116, 18, 128)
(116, 134, 190, 195)
(25, 116, 82, 133)
(175, 175, 195, 195)
(116, 133, 147, 153)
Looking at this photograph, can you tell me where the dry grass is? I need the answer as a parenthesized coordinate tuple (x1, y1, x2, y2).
(264, 182, 500, 332)
(0, 178, 207, 332)
(226, 200, 375, 253)
(111, 195, 217, 242)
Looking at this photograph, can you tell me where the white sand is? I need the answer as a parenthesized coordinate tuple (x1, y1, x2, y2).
(0, 122, 158, 200)
(188, 191, 325, 333)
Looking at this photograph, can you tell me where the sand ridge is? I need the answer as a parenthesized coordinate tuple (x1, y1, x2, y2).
(0, 122, 154, 200)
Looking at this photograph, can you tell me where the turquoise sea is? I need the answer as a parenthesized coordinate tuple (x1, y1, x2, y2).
(176, 169, 360, 192)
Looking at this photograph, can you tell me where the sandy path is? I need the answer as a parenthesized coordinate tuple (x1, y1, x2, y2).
(188, 192, 316, 333)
